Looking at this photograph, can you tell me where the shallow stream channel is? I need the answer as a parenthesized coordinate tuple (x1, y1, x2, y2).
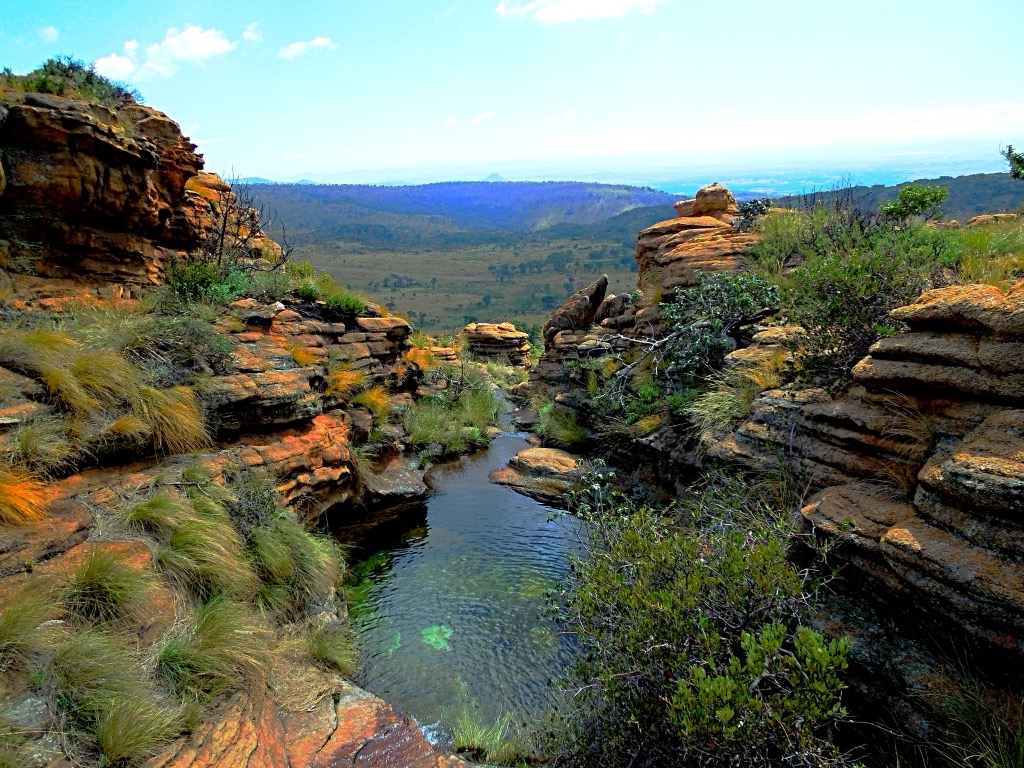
(335, 432, 587, 745)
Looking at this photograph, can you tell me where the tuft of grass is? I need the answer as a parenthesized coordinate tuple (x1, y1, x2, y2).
(52, 628, 181, 765)
(121, 493, 190, 532)
(687, 352, 787, 436)
(453, 711, 535, 766)
(93, 696, 182, 766)
(352, 385, 391, 423)
(932, 669, 1024, 768)
(8, 416, 79, 475)
(289, 345, 320, 367)
(60, 548, 152, 625)
(306, 622, 358, 675)
(157, 509, 258, 601)
(67, 349, 143, 410)
(404, 347, 440, 371)
(134, 385, 211, 454)
(325, 365, 367, 400)
(0, 583, 53, 668)
(535, 399, 588, 448)
(157, 597, 272, 700)
(0, 464, 49, 525)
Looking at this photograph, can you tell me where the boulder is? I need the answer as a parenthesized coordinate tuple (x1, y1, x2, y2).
(542, 275, 608, 344)
(490, 447, 581, 505)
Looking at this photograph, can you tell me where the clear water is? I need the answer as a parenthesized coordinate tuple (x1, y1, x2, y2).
(338, 433, 585, 742)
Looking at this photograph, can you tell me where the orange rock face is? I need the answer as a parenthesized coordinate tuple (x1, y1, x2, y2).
(463, 321, 531, 365)
(0, 91, 205, 286)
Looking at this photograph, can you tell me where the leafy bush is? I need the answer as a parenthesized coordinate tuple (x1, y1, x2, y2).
(879, 183, 949, 223)
(658, 271, 779, 388)
(16, 56, 141, 107)
(549, 470, 851, 768)
(735, 197, 774, 232)
(168, 258, 249, 303)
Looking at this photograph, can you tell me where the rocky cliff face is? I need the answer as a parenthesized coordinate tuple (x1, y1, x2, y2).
(0, 91, 208, 287)
(0, 88, 469, 767)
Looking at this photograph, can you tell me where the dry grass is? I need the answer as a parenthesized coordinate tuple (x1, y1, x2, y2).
(306, 621, 357, 675)
(325, 365, 367, 400)
(0, 464, 49, 525)
(289, 345, 320, 367)
(403, 347, 439, 371)
(8, 416, 79, 474)
(352, 385, 391, 423)
(687, 351, 787, 436)
(134, 386, 211, 455)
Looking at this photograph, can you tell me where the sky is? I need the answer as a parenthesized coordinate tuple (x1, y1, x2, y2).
(2, 0, 1023, 188)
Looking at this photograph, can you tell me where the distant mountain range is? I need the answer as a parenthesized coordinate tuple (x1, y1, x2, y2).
(250, 181, 677, 248)
(774, 172, 1024, 223)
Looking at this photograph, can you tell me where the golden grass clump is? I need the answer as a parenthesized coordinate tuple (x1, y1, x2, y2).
(0, 464, 49, 525)
(404, 347, 439, 371)
(306, 621, 358, 675)
(289, 345, 320, 367)
(352, 385, 391, 422)
(686, 350, 787, 436)
(134, 385, 211, 455)
(325, 365, 366, 400)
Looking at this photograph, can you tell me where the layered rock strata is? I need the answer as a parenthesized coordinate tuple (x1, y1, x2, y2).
(0, 91, 205, 286)
(463, 321, 531, 365)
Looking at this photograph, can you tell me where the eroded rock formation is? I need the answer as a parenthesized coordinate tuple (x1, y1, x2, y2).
(463, 321, 531, 365)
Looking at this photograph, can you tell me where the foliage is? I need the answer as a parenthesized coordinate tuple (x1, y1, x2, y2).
(168, 258, 250, 303)
(158, 597, 272, 700)
(659, 272, 779, 388)
(13, 56, 141, 107)
(747, 209, 811, 277)
(735, 197, 774, 232)
(549, 469, 851, 768)
(879, 183, 950, 223)
(135, 385, 211, 454)
(534, 398, 588, 448)
(352, 385, 392, 423)
(1003, 145, 1024, 181)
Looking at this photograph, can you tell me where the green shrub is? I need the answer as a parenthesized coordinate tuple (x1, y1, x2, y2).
(535, 399, 588, 448)
(158, 597, 271, 700)
(549, 470, 852, 768)
(880, 183, 949, 223)
(748, 209, 811, 276)
(324, 290, 366, 316)
(168, 258, 249, 303)
(16, 56, 140, 107)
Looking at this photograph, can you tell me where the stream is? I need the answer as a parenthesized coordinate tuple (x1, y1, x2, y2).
(335, 433, 586, 744)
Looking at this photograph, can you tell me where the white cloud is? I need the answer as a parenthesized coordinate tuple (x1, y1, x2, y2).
(38, 26, 59, 43)
(93, 52, 136, 80)
(406, 127, 417, 135)
(550, 109, 575, 124)
(243, 23, 263, 43)
(471, 111, 495, 125)
(444, 118, 459, 127)
(495, 0, 669, 23)
(278, 36, 337, 60)
(95, 26, 236, 81)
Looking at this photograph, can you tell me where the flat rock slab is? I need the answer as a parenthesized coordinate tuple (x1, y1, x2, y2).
(490, 447, 580, 506)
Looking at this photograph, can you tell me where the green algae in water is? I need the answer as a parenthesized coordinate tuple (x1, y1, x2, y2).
(386, 631, 402, 656)
(421, 624, 453, 651)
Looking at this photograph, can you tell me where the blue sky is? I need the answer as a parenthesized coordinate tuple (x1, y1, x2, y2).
(2, 0, 1023, 186)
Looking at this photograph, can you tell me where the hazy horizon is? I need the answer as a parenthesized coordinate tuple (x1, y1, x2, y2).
(4, 0, 1021, 188)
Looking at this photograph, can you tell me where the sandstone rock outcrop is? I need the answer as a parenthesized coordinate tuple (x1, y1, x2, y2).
(638, 182, 757, 299)
(463, 321, 531, 365)
(0, 91, 205, 286)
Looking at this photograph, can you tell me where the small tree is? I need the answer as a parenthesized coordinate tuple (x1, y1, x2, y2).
(879, 183, 949, 223)
(1003, 145, 1024, 180)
